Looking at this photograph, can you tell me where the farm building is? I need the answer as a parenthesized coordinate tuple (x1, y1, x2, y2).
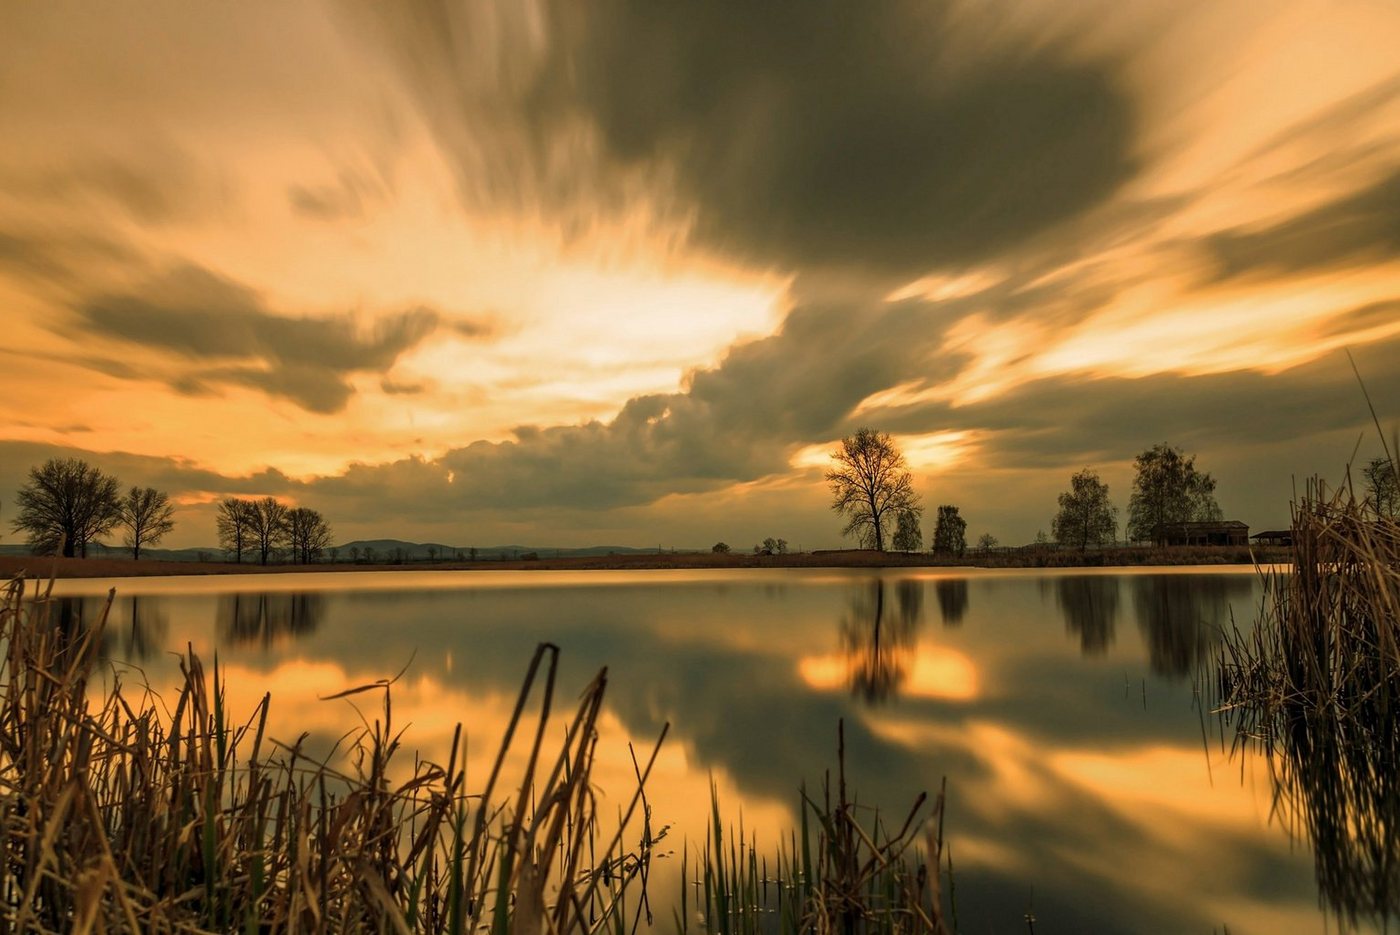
(1250, 529, 1293, 546)
(1153, 520, 1249, 547)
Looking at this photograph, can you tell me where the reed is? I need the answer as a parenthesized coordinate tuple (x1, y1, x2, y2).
(0, 573, 949, 934)
(0, 573, 665, 933)
(1215, 476, 1400, 927)
(679, 722, 948, 935)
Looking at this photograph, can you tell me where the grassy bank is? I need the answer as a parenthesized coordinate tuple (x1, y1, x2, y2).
(0, 575, 948, 933)
(0, 544, 1289, 580)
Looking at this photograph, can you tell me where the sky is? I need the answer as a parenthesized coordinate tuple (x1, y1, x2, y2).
(2, 0, 1400, 551)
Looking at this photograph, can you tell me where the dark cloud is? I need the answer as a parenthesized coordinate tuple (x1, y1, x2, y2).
(0, 227, 140, 292)
(0, 440, 298, 509)
(74, 264, 474, 413)
(355, 0, 1138, 277)
(1204, 168, 1400, 282)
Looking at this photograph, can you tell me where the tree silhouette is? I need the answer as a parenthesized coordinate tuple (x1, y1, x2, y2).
(216, 498, 254, 563)
(1126, 444, 1221, 543)
(931, 505, 966, 556)
(1052, 468, 1117, 551)
(826, 428, 921, 551)
(12, 458, 121, 557)
(117, 486, 175, 560)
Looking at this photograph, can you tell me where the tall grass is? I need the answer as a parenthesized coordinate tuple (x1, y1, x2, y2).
(0, 574, 949, 933)
(679, 723, 948, 935)
(0, 574, 665, 933)
(1215, 477, 1400, 927)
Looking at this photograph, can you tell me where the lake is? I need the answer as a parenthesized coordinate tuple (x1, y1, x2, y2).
(46, 565, 1372, 933)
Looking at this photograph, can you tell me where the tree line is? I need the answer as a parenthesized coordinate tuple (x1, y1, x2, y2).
(8, 457, 333, 564)
(216, 497, 333, 565)
(825, 431, 1399, 553)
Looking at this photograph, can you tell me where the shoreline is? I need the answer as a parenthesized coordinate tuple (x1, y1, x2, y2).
(0, 545, 1291, 580)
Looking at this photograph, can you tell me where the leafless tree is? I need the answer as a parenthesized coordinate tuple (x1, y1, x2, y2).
(12, 458, 121, 557)
(285, 507, 333, 564)
(216, 498, 255, 563)
(826, 428, 921, 551)
(117, 486, 176, 560)
(247, 497, 289, 565)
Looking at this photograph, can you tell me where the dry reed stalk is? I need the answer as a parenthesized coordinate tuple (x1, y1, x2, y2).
(0, 575, 665, 934)
(1215, 477, 1400, 928)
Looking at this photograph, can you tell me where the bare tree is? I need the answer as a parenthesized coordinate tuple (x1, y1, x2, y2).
(285, 507, 332, 564)
(826, 428, 921, 551)
(117, 486, 176, 560)
(247, 497, 289, 565)
(12, 458, 122, 557)
(216, 498, 254, 563)
(1052, 468, 1118, 551)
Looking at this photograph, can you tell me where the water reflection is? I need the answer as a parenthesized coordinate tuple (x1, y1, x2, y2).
(1273, 704, 1400, 928)
(935, 579, 968, 627)
(109, 595, 169, 663)
(218, 592, 325, 647)
(839, 580, 922, 703)
(1056, 577, 1119, 656)
(51, 569, 1328, 934)
(1132, 576, 1251, 679)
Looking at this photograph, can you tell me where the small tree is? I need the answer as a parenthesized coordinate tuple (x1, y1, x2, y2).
(12, 458, 122, 557)
(285, 507, 332, 564)
(117, 486, 176, 560)
(712, 542, 731, 553)
(427, 545, 439, 562)
(469, 546, 478, 562)
(1034, 529, 1050, 546)
(976, 533, 998, 551)
(827, 428, 921, 551)
(216, 498, 254, 563)
(247, 497, 289, 565)
(363, 546, 377, 564)
(762, 537, 789, 555)
(931, 505, 966, 557)
(1363, 456, 1399, 518)
(892, 510, 923, 552)
(350, 545, 362, 563)
(1126, 444, 1221, 543)
(1052, 468, 1118, 551)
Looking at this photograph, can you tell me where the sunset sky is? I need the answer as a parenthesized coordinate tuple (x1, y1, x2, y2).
(3, 0, 1400, 550)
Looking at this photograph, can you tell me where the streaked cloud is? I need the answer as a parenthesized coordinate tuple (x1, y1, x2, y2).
(1, 0, 1399, 547)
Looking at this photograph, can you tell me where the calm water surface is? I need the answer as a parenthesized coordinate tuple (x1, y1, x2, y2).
(48, 566, 1368, 933)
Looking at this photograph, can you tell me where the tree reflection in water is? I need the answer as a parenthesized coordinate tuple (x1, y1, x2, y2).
(840, 580, 923, 703)
(1268, 702, 1400, 927)
(110, 595, 169, 662)
(1133, 575, 1251, 679)
(934, 578, 968, 627)
(1055, 576, 1119, 656)
(218, 592, 326, 647)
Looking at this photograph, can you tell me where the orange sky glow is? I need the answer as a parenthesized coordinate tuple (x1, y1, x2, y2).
(2, 0, 1399, 549)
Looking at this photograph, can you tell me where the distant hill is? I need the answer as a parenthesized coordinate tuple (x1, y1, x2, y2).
(335, 540, 665, 561)
(0, 540, 673, 563)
